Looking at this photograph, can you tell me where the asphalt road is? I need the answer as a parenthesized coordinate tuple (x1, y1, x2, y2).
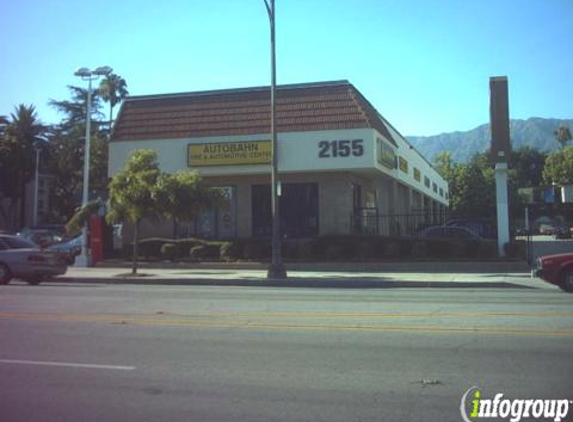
(1, 282, 572, 422)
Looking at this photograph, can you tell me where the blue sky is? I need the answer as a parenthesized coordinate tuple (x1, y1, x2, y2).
(1, 0, 572, 136)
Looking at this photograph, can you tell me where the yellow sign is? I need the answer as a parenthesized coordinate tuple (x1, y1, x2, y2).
(188, 141, 271, 167)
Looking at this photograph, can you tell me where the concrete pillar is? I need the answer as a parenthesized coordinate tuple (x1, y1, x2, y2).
(495, 162, 510, 256)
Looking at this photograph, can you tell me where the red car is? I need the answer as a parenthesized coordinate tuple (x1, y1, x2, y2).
(535, 253, 573, 292)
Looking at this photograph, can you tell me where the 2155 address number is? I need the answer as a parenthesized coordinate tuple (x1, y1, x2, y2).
(318, 139, 364, 158)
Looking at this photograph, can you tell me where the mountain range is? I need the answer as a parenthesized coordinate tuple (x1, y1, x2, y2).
(406, 117, 573, 163)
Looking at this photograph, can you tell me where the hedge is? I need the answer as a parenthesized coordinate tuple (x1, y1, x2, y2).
(122, 235, 523, 262)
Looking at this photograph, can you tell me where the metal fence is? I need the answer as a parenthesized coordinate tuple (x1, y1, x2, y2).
(351, 208, 450, 236)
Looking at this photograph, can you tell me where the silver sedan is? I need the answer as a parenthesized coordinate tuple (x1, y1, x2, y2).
(0, 234, 67, 285)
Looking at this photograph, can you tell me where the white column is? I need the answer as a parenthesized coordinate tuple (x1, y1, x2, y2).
(495, 162, 510, 256)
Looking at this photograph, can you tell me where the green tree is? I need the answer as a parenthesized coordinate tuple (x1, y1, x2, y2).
(454, 153, 496, 218)
(107, 150, 221, 273)
(49, 86, 104, 133)
(44, 127, 84, 220)
(99, 73, 129, 133)
(0, 115, 7, 135)
(436, 150, 524, 219)
(542, 147, 573, 185)
(47, 85, 109, 221)
(554, 126, 572, 149)
(155, 170, 222, 236)
(511, 146, 547, 188)
(106, 149, 163, 274)
(0, 105, 46, 228)
(434, 151, 455, 180)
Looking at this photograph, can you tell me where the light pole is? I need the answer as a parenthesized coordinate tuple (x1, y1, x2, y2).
(32, 141, 42, 226)
(264, 0, 287, 279)
(74, 66, 112, 267)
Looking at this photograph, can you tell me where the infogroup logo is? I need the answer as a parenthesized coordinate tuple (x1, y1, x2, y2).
(460, 387, 571, 422)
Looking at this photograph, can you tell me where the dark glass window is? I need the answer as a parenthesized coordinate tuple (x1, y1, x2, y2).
(252, 183, 319, 238)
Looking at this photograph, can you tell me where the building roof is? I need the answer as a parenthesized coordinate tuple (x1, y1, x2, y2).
(111, 80, 398, 146)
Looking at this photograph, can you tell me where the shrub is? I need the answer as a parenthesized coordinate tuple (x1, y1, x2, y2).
(478, 241, 498, 259)
(399, 238, 414, 257)
(138, 238, 166, 259)
(357, 241, 375, 260)
(189, 244, 221, 261)
(411, 241, 428, 258)
(465, 240, 481, 258)
(323, 244, 345, 260)
(189, 245, 206, 260)
(160, 243, 177, 261)
(382, 241, 401, 259)
(177, 238, 205, 255)
(447, 241, 467, 258)
(296, 240, 315, 261)
(220, 242, 241, 262)
(503, 242, 521, 259)
(425, 239, 451, 258)
(241, 240, 270, 261)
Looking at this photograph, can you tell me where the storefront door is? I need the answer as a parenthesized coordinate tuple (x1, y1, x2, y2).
(252, 183, 319, 237)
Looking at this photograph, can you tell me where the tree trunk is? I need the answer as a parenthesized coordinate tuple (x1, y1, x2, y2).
(109, 104, 114, 135)
(132, 219, 139, 275)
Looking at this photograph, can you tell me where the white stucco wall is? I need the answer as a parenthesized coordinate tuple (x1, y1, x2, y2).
(109, 127, 448, 207)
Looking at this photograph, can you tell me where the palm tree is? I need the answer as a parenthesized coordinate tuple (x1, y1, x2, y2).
(99, 73, 129, 133)
(7, 104, 45, 170)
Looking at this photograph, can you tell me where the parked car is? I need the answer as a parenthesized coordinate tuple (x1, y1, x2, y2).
(534, 252, 573, 293)
(553, 226, 572, 240)
(48, 236, 82, 265)
(445, 219, 496, 239)
(0, 234, 67, 285)
(538, 224, 556, 235)
(419, 225, 482, 240)
(16, 227, 66, 247)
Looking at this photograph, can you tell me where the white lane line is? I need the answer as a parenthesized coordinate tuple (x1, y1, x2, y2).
(0, 359, 135, 371)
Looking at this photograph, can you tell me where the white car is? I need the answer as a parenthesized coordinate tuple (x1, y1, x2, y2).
(0, 234, 67, 285)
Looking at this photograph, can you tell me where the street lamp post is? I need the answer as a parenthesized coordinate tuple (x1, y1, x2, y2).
(74, 66, 112, 267)
(33, 143, 41, 226)
(264, 0, 287, 279)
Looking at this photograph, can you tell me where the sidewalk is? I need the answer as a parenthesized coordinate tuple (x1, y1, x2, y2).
(51, 260, 550, 290)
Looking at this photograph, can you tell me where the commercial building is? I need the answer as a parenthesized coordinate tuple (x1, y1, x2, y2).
(109, 80, 448, 240)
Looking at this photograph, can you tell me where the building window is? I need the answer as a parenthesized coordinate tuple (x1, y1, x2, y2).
(182, 186, 237, 239)
(252, 183, 319, 237)
(398, 157, 408, 173)
(424, 176, 431, 188)
(377, 138, 397, 169)
(414, 168, 421, 182)
(439, 187, 444, 197)
(352, 183, 362, 210)
(433, 183, 438, 193)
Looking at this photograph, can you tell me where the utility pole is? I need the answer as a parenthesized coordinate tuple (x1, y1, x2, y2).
(264, 0, 287, 279)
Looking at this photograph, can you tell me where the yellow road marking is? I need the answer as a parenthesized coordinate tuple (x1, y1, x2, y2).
(1, 311, 572, 337)
(1, 310, 573, 319)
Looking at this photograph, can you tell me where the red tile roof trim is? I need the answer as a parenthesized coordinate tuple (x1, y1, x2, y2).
(112, 81, 398, 146)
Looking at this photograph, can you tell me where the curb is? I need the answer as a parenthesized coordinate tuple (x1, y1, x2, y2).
(48, 276, 539, 290)
(94, 260, 532, 274)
